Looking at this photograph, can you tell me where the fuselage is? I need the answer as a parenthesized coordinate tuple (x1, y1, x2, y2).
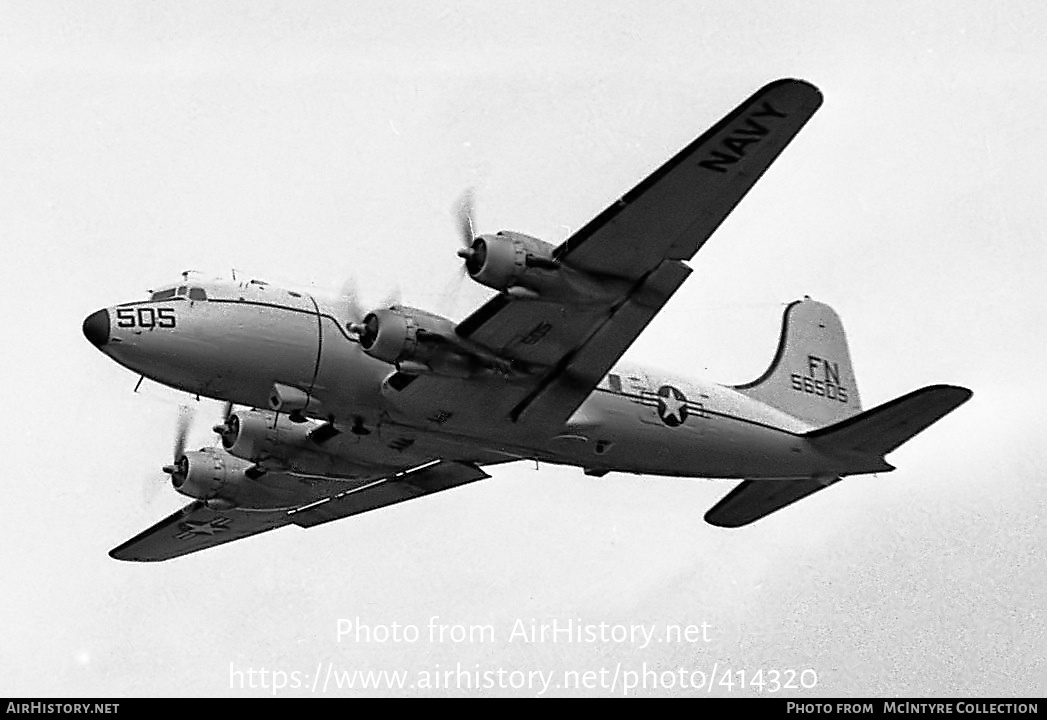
(83, 277, 852, 485)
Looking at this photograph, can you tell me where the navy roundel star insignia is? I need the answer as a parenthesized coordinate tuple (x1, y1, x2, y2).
(656, 385, 689, 427)
(175, 517, 231, 541)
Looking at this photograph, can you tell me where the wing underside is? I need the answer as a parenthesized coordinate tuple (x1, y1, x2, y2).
(110, 461, 490, 562)
(703, 476, 842, 528)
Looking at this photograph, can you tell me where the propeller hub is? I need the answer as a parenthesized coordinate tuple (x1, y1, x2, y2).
(163, 455, 189, 488)
(213, 413, 239, 449)
(357, 313, 380, 350)
(460, 237, 487, 276)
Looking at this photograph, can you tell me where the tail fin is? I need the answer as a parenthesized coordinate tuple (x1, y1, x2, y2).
(734, 297, 862, 425)
(806, 384, 972, 456)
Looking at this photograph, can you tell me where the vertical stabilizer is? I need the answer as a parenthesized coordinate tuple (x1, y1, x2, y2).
(733, 298, 862, 426)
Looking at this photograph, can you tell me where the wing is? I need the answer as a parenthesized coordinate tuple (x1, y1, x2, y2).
(109, 501, 290, 562)
(110, 461, 490, 562)
(390, 79, 822, 429)
(552, 78, 823, 277)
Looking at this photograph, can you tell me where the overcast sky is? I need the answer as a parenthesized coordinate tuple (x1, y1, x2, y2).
(1, 1, 1044, 697)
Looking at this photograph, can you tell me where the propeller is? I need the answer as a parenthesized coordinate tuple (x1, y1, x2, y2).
(161, 404, 195, 487)
(454, 187, 498, 287)
(454, 189, 481, 274)
(344, 282, 402, 340)
(378, 284, 402, 310)
(338, 276, 367, 329)
(212, 400, 236, 448)
(455, 188, 476, 251)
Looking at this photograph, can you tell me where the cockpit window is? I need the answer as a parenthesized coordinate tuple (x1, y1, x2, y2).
(150, 288, 177, 301)
(188, 287, 207, 301)
(177, 286, 187, 296)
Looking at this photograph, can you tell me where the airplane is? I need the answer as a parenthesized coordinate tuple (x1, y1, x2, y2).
(82, 78, 971, 562)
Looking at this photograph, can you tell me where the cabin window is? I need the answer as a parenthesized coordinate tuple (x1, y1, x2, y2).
(150, 288, 177, 301)
(188, 287, 207, 301)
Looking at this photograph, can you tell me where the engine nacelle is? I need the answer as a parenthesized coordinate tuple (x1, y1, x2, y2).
(216, 409, 316, 466)
(459, 231, 556, 293)
(170, 450, 251, 506)
(355, 306, 477, 377)
(458, 230, 624, 303)
(165, 447, 323, 511)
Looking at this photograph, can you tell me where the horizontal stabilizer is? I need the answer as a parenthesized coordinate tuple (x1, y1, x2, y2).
(805, 384, 972, 455)
(704, 476, 841, 527)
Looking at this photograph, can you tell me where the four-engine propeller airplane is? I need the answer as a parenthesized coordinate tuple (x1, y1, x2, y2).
(83, 79, 971, 562)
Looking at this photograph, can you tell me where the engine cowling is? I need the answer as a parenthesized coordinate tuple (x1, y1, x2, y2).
(354, 306, 475, 377)
(168, 450, 249, 508)
(458, 230, 624, 303)
(459, 231, 557, 295)
(215, 409, 315, 466)
(164, 447, 326, 510)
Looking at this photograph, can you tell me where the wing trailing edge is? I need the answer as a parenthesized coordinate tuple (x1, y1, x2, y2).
(287, 461, 490, 528)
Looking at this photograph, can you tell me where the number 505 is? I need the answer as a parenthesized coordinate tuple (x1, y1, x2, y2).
(116, 307, 176, 329)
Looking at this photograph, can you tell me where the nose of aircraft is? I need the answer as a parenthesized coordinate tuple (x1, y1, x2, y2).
(82, 309, 110, 348)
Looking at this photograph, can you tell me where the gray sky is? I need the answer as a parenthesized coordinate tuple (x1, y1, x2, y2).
(1, 0, 1044, 697)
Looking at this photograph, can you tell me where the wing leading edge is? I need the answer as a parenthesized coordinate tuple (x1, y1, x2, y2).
(110, 461, 490, 562)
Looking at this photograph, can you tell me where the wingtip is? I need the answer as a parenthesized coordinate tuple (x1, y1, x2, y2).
(702, 510, 747, 529)
(108, 546, 132, 561)
(763, 77, 823, 102)
(108, 548, 157, 562)
(108, 542, 150, 562)
(924, 384, 974, 405)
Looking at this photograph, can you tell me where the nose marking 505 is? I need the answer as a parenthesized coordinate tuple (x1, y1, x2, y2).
(115, 307, 177, 329)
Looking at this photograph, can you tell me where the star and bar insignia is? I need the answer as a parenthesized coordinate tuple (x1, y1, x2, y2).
(656, 385, 689, 427)
(175, 517, 231, 541)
